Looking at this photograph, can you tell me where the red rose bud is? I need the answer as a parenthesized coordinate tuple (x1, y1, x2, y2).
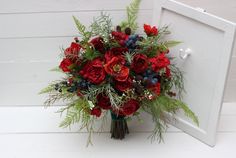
(79, 58, 106, 84)
(104, 57, 129, 82)
(90, 37, 105, 53)
(114, 77, 133, 92)
(59, 58, 73, 72)
(111, 31, 129, 42)
(64, 42, 81, 59)
(77, 90, 83, 97)
(91, 107, 102, 117)
(165, 67, 171, 78)
(96, 93, 111, 110)
(149, 53, 170, 72)
(121, 99, 140, 116)
(143, 24, 158, 36)
(131, 54, 148, 74)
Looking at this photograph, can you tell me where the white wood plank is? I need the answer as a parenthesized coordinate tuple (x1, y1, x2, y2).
(0, 83, 55, 106)
(0, 62, 63, 84)
(0, 106, 178, 133)
(0, 133, 236, 158)
(0, 103, 234, 133)
(0, 10, 152, 38)
(0, 0, 153, 13)
(0, 37, 72, 62)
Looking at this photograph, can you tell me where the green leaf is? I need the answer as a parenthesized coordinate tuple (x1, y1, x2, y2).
(162, 41, 182, 48)
(50, 66, 62, 73)
(72, 16, 91, 42)
(38, 84, 55, 94)
(83, 46, 101, 61)
(120, 0, 141, 32)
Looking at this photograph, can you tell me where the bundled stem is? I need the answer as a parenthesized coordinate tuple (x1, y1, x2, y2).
(110, 111, 129, 139)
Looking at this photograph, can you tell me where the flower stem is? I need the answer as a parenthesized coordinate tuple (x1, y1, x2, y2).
(110, 111, 129, 139)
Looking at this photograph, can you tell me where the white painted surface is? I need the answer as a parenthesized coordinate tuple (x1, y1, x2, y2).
(0, 0, 236, 157)
(153, 0, 236, 146)
(0, 103, 236, 157)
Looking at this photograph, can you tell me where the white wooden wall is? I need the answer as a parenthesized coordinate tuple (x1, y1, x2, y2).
(0, 0, 236, 157)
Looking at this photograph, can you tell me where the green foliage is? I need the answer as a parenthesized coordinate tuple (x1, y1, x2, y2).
(90, 12, 113, 42)
(82, 45, 101, 60)
(38, 84, 55, 95)
(40, 81, 76, 106)
(73, 16, 92, 43)
(124, 52, 136, 64)
(58, 98, 91, 128)
(159, 41, 182, 51)
(120, 0, 141, 32)
(83, 83, 124, 109)
(170, 64, 185, 98)
(50, 66, 63, 73)
(141, 95, 199, 142)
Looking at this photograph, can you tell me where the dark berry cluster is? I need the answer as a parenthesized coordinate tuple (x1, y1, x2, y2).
(54, 79, 92, 93)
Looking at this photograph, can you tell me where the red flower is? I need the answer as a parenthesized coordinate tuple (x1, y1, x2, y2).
(150, 82, 161, 95)
(149, 53, 170, 72)
(144, 24, 158, 36)
(59, 58, 73, 72)
(165, 67, 171, 78)
(90, 107, 102, 117)
(117, 99, 140, 116)
(104, 57, 129, 82)
(96, 93, 111, 110)
(114, 77, 133, 92)
(111, 31, 129, 46)
(64, 42, 81, 59)
(79, 58, 106, 84)
(90, 37, 105, 53)
(131, 54, 148, 73)
(104, 48, 129, 64)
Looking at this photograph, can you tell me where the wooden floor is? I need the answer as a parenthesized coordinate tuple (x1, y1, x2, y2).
(0, 102, 236, 158)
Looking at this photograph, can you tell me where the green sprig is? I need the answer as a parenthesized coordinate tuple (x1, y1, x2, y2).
(120, 0, 141, 32)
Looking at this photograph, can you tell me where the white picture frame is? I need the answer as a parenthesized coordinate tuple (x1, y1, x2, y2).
(152, 0, 236, 146)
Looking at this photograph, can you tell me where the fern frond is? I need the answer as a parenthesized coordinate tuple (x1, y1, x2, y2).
(141, 95, 199, 142)
(38, 84, 55, 95)
(73, 16, 91, 42)
(120, 0, 141, 32)
(90, 12, 113, 42)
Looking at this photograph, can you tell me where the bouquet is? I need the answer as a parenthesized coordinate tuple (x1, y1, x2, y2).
(40, 0, 198, 146)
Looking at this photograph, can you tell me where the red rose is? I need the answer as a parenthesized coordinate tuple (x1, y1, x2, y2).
(90, 107, 102, 117)
(110, 47, 129, 56)
(144, 24, 158, 36)
(104, 51, 115, 63)
(59, 58, 73, 72)
(79, 58, 106, 84)
(111, 31, 129, 46)
(96, 93, 111, 110)
(119, 99, 140, 116)
(90, 37, 105, 53)
(122, 99, 140, 115)
(131, 54, 148, 73)
(104, 57, 129, 82)
(104, 47, 129, 64)
(114, 77, 133, 92)
(64, 42, 81, 59)
(149, 53, 170, 72)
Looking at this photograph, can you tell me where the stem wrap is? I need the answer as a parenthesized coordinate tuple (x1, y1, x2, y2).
(110, 111, 129, 139)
